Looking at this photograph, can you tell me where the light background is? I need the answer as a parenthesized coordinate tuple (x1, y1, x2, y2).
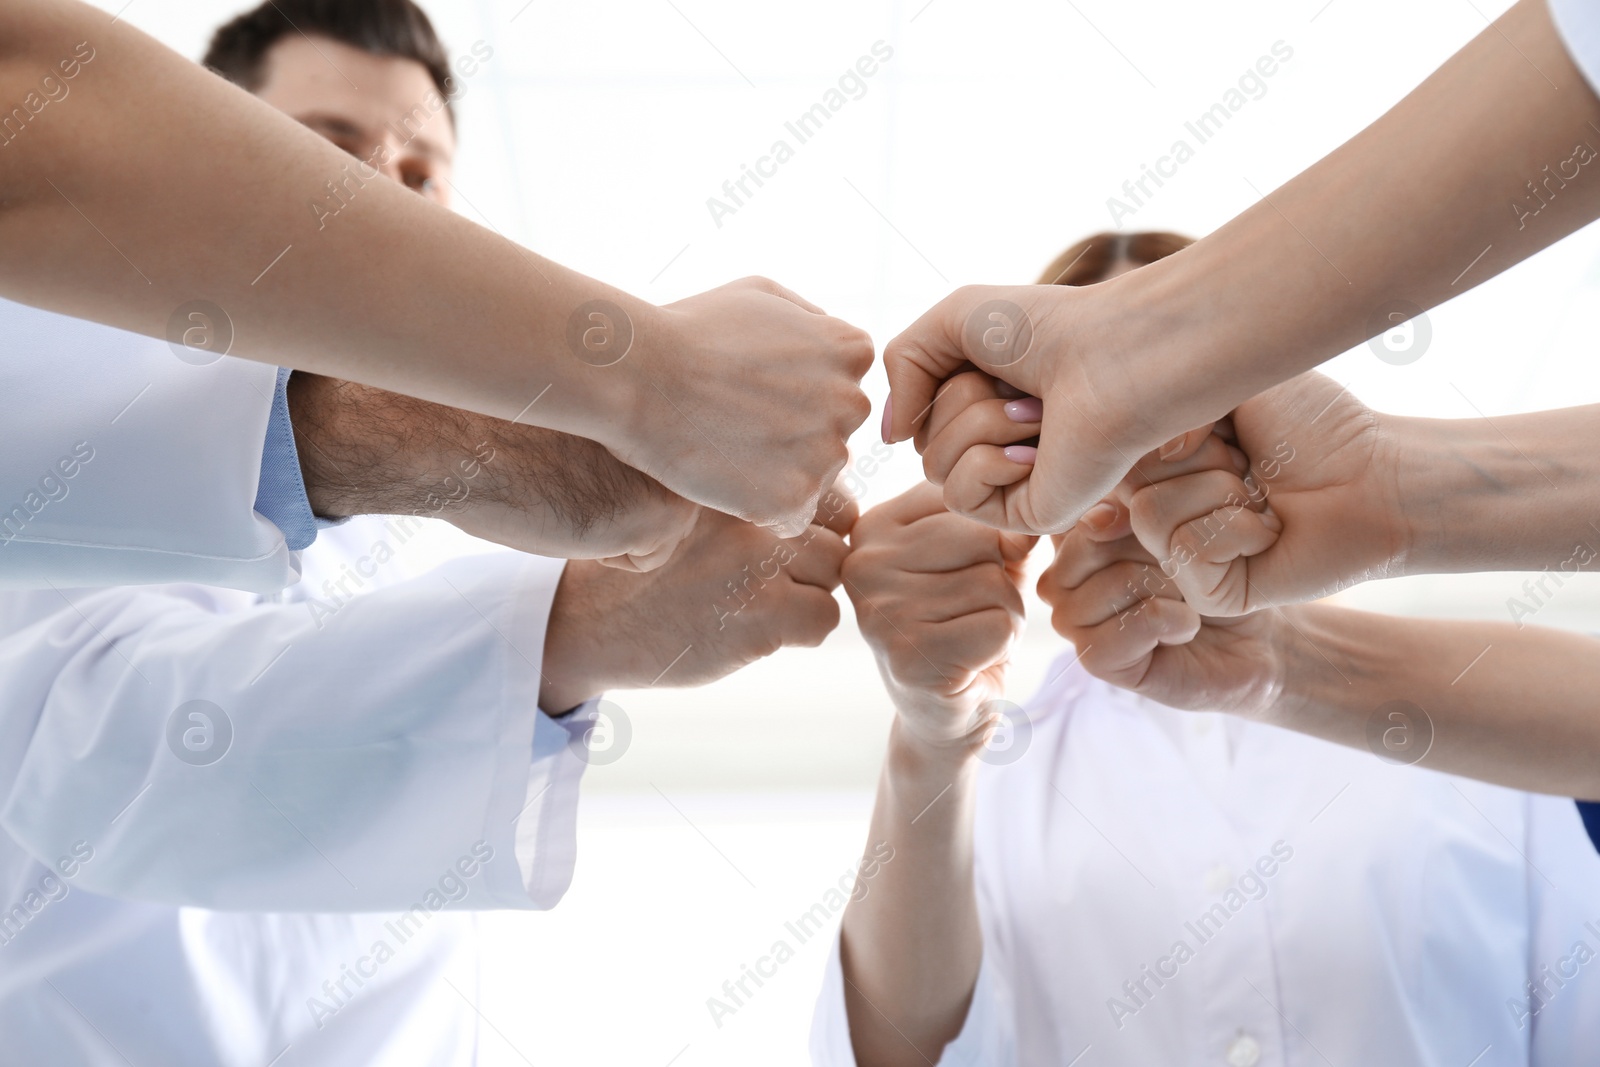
(98, 0, 1600, 1062)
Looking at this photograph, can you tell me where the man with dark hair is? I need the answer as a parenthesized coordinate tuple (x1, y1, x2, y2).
(205, 0, 458, 113)
(0, 4, 853, 1063)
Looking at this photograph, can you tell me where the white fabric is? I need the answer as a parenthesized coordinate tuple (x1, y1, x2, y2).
(812, 658, 1600, 1065)
(0, 298, 296, 592)
(0, 517, 591, 1065)
(1551, 0, 1600, 97)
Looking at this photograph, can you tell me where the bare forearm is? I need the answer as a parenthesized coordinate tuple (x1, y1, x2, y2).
(1269, 603, 1600, 797)
(1392, 406, 1600, 575)
(841, 721, 982, 1067)
(289, 374, 693, 574)
(1103, 0, 1600, 436)
(0, 0, 641, 445)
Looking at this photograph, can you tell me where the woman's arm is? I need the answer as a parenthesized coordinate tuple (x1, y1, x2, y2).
(0, 0, 871, 533)
(841, 723, 984, 1067)
(890, 0, 1600, 536)
(837, 483, 1033, 1066)
(1268, 603, 1600, 799)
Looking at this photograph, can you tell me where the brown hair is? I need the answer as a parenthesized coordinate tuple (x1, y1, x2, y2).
(1036, 231, 1194, 286)
(204, 0, 456, 126)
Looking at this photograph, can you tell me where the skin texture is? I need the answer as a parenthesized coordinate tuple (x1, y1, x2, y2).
(889, 0, 1600, 536)
(288, 374, 697, 571)
(0, 0, 871, 535)
(835, 482, 1032, 1067)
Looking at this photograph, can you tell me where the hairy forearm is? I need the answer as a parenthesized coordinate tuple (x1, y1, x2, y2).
(0, 0, 649, 447)
(841, 720, 982, 1067)
(1267, 603, 1600, 797)
(1100, 0, 1600, 439)
(288, 373, 688, 562)
(1391, 406, 1600, 575)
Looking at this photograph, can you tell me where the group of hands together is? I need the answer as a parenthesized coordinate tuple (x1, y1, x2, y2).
(499, 277, 1409, 736)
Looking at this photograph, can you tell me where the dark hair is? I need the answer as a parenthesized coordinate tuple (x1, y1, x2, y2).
(1036, 231, 1194, 286)
(204, 0, 456, 126)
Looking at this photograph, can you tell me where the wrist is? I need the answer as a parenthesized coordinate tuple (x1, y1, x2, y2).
(538, 562, 617, 714)
(548, 293, 661, 463)
(1260, 603, 1390, 745)
(1077, 260, 1248, 450)
(885, 712, 983, 787)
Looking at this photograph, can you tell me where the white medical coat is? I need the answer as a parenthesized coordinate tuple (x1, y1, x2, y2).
(0, 299, 296, 592)
(812, 661, 1600, 1065)
(0, 516, 590, 1065)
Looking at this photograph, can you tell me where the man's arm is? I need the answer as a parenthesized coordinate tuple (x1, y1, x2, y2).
(536, 489, 856, 712)
(0, 0, 871, 533)
(0, 550, 583, 911)
(0, 490, 853, 908)
(890, 0, 1600, 535)
(287, 374, 697, 570)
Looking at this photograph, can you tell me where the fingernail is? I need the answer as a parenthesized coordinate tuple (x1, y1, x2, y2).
(880, 397, 894, 444)
(994, 379, 1028, 400)
(1004, 397, 1043, 423)
(1003, 445, 1038, 465)
(1158, 434, 1187, 461)
(1081, 502, 1117, 531)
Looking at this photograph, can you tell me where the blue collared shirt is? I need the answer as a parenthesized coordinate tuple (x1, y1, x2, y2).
(252, 367, 342, 550)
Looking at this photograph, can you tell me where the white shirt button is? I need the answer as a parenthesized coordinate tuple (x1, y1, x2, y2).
(1226, 1032, 1261, 1067)
(1204, 863, 1233, 895)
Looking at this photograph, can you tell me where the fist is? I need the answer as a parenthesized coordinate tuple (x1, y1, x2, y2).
(1037, 494, 1287, 719)
(540, 486, 858, 711)
(842, 482, 1035, 749)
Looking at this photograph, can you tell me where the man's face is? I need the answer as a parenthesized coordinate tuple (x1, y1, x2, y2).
(252, 35, 456, 206)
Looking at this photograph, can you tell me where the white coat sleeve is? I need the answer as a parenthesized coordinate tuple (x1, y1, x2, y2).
(0, 300, 297, 593)
(1525, 793, 1600, 1061)
(0, 551, 585, 912)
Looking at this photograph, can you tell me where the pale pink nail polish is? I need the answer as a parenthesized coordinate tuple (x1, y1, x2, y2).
(1004, 397, 1043, 422)
(880, 397, 894, 444)
(1004, 445, 1038, 465)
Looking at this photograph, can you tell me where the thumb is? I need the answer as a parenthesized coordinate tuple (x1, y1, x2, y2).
(882, 337, 968, 445)
(885, 286, 1036, 442)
